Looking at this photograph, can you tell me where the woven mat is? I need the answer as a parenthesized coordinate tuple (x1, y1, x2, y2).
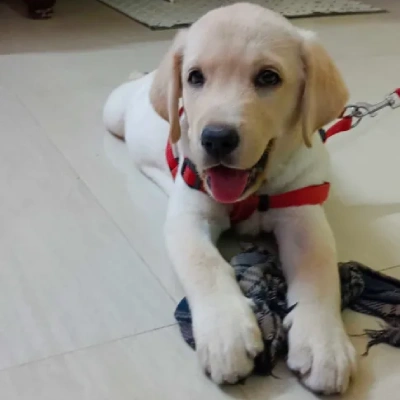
(98, 0, 384, 29)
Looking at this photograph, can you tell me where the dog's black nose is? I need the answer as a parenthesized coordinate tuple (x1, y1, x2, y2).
(201, 125, 239, 158)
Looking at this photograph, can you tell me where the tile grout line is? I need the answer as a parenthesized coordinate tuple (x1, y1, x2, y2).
(381, 264, 400, 272)
(0, 323, 178, 374)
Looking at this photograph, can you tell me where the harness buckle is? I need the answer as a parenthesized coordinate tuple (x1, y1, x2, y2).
(257, 195, 270, 212)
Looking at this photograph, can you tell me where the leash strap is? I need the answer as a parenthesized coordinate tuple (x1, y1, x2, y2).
(321, 88, 400, 141)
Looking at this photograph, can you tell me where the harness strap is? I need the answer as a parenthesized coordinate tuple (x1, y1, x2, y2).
(267, 182, 331, 209)
(166, 140, 331, 222)
(229, 195, 260, 224)
(228, 184, 329, 223)
(166, 141, 179, 179)
(181, 158, 203, 190)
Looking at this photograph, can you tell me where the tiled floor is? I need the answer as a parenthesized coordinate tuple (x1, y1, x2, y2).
(1, 0, 400, 398)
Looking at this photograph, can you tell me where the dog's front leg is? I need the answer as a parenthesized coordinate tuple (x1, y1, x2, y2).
(165, 180, 263, 384)
(272, 205, 356, 395)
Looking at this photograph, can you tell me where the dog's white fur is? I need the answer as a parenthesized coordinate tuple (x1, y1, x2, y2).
(103, 3, 356, 394)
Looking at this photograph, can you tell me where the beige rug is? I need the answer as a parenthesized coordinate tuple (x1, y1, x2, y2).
(98, 0, 384, 29)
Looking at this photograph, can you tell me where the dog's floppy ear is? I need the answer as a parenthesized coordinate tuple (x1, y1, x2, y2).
(150, 30, 187, 144)
(299, 30, 349, 147)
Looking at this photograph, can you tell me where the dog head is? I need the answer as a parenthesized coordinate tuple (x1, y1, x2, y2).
(150, 3, 348, 203)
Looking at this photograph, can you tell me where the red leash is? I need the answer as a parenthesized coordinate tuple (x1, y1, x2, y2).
(323, 88, 400, 141)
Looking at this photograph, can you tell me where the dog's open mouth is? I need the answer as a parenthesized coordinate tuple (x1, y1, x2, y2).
(204, 143, 272, 204)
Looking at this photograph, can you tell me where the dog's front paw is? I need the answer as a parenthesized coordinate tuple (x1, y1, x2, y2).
(193, 294, 263, 384)
(284, 305, 356, 395)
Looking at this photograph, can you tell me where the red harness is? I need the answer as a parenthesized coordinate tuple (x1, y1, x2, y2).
(166, 140, 332, 222)
(166, 89, 400, 223)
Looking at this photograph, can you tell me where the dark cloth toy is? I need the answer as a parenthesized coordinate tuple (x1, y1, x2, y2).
(174, 244, 400, 376)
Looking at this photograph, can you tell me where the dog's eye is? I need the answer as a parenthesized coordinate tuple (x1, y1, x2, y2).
(188, 69, 205, 87)
(254, 69, 281, 88)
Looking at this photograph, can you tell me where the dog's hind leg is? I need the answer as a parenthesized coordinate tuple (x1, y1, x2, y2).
(102, 71, 145, 139)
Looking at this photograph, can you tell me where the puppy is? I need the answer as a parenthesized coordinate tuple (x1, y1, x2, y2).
(103, 3, 356, 394)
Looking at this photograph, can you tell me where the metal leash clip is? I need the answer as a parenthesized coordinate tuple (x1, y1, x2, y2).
(342, 89, 400, 128)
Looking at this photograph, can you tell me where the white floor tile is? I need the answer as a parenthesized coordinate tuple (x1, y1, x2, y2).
(0, 326, 245, 400)
(0, 47, 183, 300)
(294, 12, 400, 59)
(0, 87, 174, 370)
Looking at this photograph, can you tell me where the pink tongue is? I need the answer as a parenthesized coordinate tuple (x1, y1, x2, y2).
(206, 166, 249, 203)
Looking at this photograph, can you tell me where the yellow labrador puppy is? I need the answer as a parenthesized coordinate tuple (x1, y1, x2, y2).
(103, 3, 356, 394)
